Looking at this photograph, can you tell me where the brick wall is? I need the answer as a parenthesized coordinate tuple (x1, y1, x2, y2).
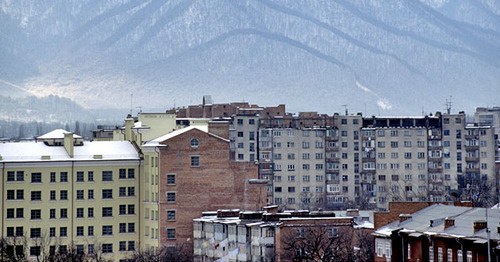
(158, 128, 266, 255)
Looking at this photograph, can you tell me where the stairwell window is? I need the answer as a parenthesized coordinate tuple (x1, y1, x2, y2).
(191, 156, 200, 167)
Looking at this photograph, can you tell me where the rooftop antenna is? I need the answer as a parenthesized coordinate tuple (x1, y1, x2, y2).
(342, 105, 348, 115)
(130, 93, 133, 116)
(136, 106, 143, 114)
(445, 96, 452, 114)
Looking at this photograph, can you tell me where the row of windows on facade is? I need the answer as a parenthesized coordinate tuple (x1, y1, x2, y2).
(5, 205, 135, 220)
(274, 195, 344, 205)
(376, 241, 475, 262)
(6, 169, 135, 183)
(6, 187, 135, 201)
(6, 223, 135, 239)
(5, 244, 114, 257)
(261, 130, 326, 138)
(236, 131, 256, 140)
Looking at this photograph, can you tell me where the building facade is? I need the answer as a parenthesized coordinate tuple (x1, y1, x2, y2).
(0, 129, 142, 261)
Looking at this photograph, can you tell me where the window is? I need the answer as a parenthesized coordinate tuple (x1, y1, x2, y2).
(102, 189, 113, 199)
(167, 228, 176, 239)
(60, 190, 68, 200)
(303, 175, 310, 182)
(287, 153, 295, 160)
(49, 227, 56, 237)
(102, 244, 113, 253)
(316, 186, 323, 192)
(377, 141, 385, 148)
(190, 138, 199, 148)
(102, 171, 113, 181)
(88, 207, 94, 218)
(119, 169, 126, 179)
(390, 141, 398, 148)
(316, 153, 323, 159)
(60, 208, 68, 218)
(88, 226, 94, 236)
(119, 241, 126, 251)
(102, 207, 113, 217)
(31, 209, 41, 220)
(315, 164, 323, 170)
(6, 208, 14, 218)
(77, 226, 84, 236)
(102, 225, 113, 235)
(249, 132, 255, 140)
(60, 227, 67, 237)
(315, 141, 323, 148)
(31, 191, 42, 201)
(167, 210, 176, 221)
(191, 156, 199, 167)
(128, 205, 135, 215)
(31, 173, 42, 183)
(447, 248, 453, 262)
(76, 172, 84, 182)
(237, 131, 244, 137)
(76, 208, 84, 218)
(288, 187, 295, 193)
(288, 175, 295, 182)
(30, 246, 41, 256)
(438, 247, 443, 262)
(60, 172, 68, 182)
(50, 190, 56, 200)
(88, 189, 94, 200)
(302, 187, 310, 192)
(316, 175, 324, 181)
(119, 187, 126, 197)
(77, 190, 84, 200)
(390, 130, 398, 136)
(88, 171, 94, 181)
(167, 174, 175, 185)
(167, 192, 176, 202)
(302, 142, 310, 149)
(466, 251, 472, 262)
(50, 209, 56, 219)
(302, 164, 310, 170)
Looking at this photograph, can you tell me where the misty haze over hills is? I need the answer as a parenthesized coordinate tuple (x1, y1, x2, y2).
(0, 0, 499, 122)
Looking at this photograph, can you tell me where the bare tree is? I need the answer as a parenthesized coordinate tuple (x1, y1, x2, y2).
(129, 244, 189, 262)
(353, 229, 374, 262)
(281, 226, 354, 262)
(460, 176, 497, 207)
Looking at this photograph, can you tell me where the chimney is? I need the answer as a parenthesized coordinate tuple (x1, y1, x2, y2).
(124, 118, 134, 142)
(399, 214, 412, 223)
(497, 223, 500, 234)
(346, 209, 360, 217)
(473, 220, 487, 233)
(263, 205, 279, 214)
(208, 121, 229, 140)
(63, 132, 74, 158)
(444, 217, 455, 229)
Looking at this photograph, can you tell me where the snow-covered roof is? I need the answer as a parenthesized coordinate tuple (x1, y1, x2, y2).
(0, 141, 139, 162)
(143, 125, 229, 147)
(37, 129, 82, 139)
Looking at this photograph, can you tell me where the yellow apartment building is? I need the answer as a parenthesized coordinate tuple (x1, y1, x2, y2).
(0, 129, 143, 261)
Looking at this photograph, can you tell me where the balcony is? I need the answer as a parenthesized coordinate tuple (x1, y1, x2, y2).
(465, 145, 479, 151)
(428, 167, 442, 173)
(362, 136, 375, 140)
(326, 158, 340, 163)
(465, 167, 480, 173)
(326, 136, 339, 141)
(427, 145, 442, 150)
(465, 157, 479, 162)
(362, 157, 376, 162)
(465, 134, 478, 139)
(428, 157, 442, 162)
(326, 147, 339, 152)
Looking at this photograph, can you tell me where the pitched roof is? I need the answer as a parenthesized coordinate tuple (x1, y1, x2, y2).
(37, 129, 82, 139)
(143, 125, 228, 147)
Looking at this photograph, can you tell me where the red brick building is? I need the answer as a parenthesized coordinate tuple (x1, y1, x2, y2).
(373, 204, 500, 262)
(152, 125, 267, 255)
